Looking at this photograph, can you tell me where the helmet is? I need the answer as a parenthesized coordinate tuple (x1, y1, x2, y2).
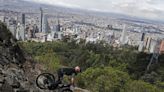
(75, 66, 81, 72)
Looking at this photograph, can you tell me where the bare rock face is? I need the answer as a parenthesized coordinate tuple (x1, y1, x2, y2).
(0, 22, 44, 92)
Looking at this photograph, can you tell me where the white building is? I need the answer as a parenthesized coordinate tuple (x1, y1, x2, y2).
(16, 23, 25, 41)
(0, 16, 4, 22)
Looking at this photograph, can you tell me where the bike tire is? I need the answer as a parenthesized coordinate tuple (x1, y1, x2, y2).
(36, 73, 55, 89)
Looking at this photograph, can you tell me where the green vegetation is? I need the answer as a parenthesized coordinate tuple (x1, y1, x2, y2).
(125, 80, 162, 92)
(19, 40, 164, 92)
(34, 53, 60, 71)
(77, 67, 130, 92)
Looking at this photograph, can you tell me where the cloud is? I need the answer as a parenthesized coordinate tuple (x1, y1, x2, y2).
(24, 0, 164, 20)
(112, 0, 164, 20)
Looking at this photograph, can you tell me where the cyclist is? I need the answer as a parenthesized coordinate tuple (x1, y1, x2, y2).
(57, 66, 81, 86)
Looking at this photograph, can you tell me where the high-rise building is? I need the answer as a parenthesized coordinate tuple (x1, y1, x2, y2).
(138, 33, 146, 52)
(40, 7, 43, 32)
(56, 20, 61, 32)
(144, 37, 152, 51)
(54, 18, 61, 32)
(159, 40, 164, 54)
(120, 24, 127, 45)
(149, 39, 157, 53)
(27, 26, 33, 39)
(138, 41, 144, 52)
(144, 37, 148, 47)
(22, 13, 25, 25)
(33, 24, 39, 33)
(141, 33, 145, 41)
(42, 15, 49, 33)
(146, 37, 152, 50)
(16, 23, 25, 41)
(0, 16, 5, 22)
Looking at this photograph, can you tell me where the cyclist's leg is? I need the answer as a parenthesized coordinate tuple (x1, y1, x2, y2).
(57, 71, 64, 84)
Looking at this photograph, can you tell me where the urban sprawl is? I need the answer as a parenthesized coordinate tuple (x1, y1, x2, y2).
(0, 8, 164, 54)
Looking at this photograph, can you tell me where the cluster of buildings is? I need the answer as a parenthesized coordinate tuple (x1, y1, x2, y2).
(0, 8, 164, 54)
(138, 33, 164, 54)
(0, 8, 62, 42)
(0, 9, 118, 44)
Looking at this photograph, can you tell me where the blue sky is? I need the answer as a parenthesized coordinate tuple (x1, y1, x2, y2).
(24, 0, 164, 20)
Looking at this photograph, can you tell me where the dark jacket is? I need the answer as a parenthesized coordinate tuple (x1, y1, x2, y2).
(57, 68, 77, 78)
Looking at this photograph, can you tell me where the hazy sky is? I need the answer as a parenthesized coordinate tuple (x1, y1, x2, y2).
(24, 0, 164, 20)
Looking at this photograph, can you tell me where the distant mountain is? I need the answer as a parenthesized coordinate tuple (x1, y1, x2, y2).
(0, 0, 88, 14)
(90, 10, 164, 24)
(0, 0, 38, 12)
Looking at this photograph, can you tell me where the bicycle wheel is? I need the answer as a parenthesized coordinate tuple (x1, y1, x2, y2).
(36, 73, 56, 89)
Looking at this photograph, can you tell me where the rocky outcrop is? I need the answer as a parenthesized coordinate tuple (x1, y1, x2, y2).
(0, 22, 45, 92)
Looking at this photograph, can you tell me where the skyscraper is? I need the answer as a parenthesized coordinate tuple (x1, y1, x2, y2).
(138, 41, 144, 52)
(56, 19, 61, 32)
(22, 13, 25, 25)
(51, 18, 61, 33)
(16, 23, 25, 41)
(42, 14, 49, 33)
(149, 39, 157, 53)
(120, 24, 127, 45)
(141, 33, 145, 41)
(160, 40, 164, 54)
(40, 7, 43, 32)
(146, 37, 152, 50)
(0, 16, 5, 22)
(138, 33, 146, 52)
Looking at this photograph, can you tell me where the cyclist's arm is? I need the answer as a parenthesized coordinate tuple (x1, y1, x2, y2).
(71, 74, 75, 86)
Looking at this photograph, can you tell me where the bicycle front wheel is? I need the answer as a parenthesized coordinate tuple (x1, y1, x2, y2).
(36, 73, 56, 89)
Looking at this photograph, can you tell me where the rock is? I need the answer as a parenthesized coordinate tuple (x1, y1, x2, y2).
(0, 81, 14, 92)
(0, 75, 5, 84)
(11, 81, 20, 88)
(14, 87, 29, 92)
(0, 67, 3, 74)
(74, 87, 90, 92)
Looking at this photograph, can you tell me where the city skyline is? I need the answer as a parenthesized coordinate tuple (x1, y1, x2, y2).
(24, 0, 164, 21)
